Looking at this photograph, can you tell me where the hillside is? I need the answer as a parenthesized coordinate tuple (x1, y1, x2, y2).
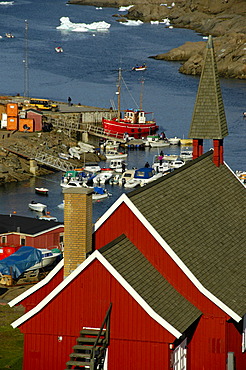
(68, 0, 246, 79)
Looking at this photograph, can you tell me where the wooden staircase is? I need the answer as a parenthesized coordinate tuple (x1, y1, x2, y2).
(65, 304, 112, 370)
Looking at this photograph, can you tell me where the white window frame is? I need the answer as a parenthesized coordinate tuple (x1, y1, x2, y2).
(1, 235, 7, 244)
(173, 338, 187, 370)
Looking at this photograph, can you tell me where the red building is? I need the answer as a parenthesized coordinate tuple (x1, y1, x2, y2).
(9, 36, 246, 369)
(0, 214, 64, 259)
(26, 109, 43, 132)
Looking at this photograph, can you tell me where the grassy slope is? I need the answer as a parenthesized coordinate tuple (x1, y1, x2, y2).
(0, 304, 24, 370)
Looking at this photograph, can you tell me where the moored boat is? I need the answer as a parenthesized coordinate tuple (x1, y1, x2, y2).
(132, 64, 147, 71)
(105, 150, 127, 160)
(28, 201, 47, 212)
(169, 137, 181, 145)
(102, 68, 159, 139)
(35, 187, 49, 195)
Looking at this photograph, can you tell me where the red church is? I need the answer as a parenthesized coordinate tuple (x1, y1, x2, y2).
(9, 36, 246, 370)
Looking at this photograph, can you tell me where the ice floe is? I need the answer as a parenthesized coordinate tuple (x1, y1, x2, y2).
(56, 17, 111, 32)
(0, 1, 14, 5)
(119, 20, 143, 26)
(118, 5, 134, 11)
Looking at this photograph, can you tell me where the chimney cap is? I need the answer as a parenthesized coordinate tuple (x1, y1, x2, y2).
(62, 187, 94, 195)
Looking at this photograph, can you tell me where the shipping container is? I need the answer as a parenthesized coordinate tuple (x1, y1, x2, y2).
(6, 102, 18, 117)
(19, 118, 34, 132)
(7, 116, 18, 131)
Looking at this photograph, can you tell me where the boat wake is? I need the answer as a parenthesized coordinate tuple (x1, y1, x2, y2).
(56, 17, 111, 32)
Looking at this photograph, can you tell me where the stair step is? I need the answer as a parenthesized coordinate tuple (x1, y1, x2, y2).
(80, 329, 106, 336)
(66, 360, 91, 367)
(77, 337, 105, 344)
(70, 352, 91, 359)
(73, 344, 103, 352)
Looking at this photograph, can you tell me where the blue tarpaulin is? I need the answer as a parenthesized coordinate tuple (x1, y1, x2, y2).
(0, 246, 42, 279)
(94, 187, 104, 195)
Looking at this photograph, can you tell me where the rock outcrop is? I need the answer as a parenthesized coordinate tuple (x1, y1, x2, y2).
(68, 0, 246, 79)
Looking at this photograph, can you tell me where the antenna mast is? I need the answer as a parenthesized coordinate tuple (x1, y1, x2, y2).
(24, 19, 29, 97)
(117, 67, 122, 122)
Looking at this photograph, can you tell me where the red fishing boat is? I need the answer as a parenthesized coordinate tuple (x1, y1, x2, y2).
(102, 68, 159, 139)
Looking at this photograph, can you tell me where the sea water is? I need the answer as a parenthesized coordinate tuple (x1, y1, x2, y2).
(0, 0, 245, 222)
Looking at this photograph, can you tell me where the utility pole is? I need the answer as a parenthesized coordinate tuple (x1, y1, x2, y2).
(23, 19, 29, 97)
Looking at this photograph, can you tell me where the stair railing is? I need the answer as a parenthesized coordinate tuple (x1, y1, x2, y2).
(90, 303, 112, 369)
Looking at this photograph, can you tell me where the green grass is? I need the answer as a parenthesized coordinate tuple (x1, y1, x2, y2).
(0, 304, 24, 370)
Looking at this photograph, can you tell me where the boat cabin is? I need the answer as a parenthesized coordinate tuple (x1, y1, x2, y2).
(124, 110, 146, 124)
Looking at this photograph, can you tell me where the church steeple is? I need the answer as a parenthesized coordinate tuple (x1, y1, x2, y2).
(188, 35, 228, 166)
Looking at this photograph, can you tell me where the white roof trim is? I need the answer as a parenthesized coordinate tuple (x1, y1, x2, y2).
(8, 259, 64, 307)
(11, 250, 182, 338)
(95, 194, 241, 322)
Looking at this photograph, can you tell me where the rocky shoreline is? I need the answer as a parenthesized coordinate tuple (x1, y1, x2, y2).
(0, 130, 103, 184)
(68, 0, 246, 79)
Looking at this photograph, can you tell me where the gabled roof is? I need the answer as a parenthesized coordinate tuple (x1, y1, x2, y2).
(127, 151, 246, 318)
(0, 214, 63, 235)
(188, 35, 228, 139)
(100, 235, 201, 333)
(10, 235, 201, 338)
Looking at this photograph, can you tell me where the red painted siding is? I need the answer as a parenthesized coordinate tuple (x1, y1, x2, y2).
(1, 227, 63, 250)
(19, 260, 175, 370)
(226, 320, 246, 370)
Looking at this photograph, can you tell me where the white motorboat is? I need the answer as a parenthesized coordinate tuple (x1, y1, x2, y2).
(109, 173, 122, 185)
(100, 140, 119, 151)
(93, 171, 113, 185)
(92, 187, 112, 200)
(38, 215, 58, 222)
(169, 137, 181, 145)
(149, 140, 170, 148)
(58, 201, 64, 209)
(25, 248, 62, 271)
(28, 201, 47, 212)
(119, 169, 136, 186)
(60, 180, 84, 188)
(152, 161, 171, 174)
(83, 162, 101, 173)
(77, 141, 95, 153)
(109, 159, 127, 173)
(133, 167, 163, 187)
(105, 150, 128, 160)
(124, 178, 141, 188)
(55, 46, 63, 53)
(180, 149, 193, 161)
(35, 187, 49, 195)
(170, 159, 185, 169)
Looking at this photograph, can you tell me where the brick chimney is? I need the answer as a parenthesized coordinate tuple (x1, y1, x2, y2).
(63, 187, 93, 279)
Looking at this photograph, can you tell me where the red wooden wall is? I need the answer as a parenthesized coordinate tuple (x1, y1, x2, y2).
(94, 203, 245, 369)
(19, 260, 175, 370)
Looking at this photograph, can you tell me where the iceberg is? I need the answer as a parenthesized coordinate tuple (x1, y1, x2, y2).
(119, 20, 143, 26)
(56, 17, 110, 32)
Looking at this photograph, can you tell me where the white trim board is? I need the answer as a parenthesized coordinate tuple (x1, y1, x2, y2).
(94, 193, 241, 322)
(11, 250, 182, 338)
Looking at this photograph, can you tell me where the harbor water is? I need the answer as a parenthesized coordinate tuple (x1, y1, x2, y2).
(0, 0, 245, 222)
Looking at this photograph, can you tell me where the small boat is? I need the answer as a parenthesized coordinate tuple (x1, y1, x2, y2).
(83, 162, 101, 173)
(124, 177, 141, 188)
(169, 137, 181, 145)
(93, 171, 113, 185)
(5, 32, 14, 38)
(58, 152, 70, 160)
(25, 248, 62, 271)
(119, 169, 136, 186)
(109, 173, 122, 185)
(180, 138, 193, 146)
(92, 187, 112, 200)
(133, 167, 163, 187)
(60, 180, 84, 188)
(28, 201, 47, 212)
(149, 139, 170, 148)
(152, 158, 171, 174)
(109, 159, 127, 173)
(105, 150, 128, 160)
(180, 149, 193, 161)
(170, 159, 185, 169)
(35, 187, 49, 195)
(132, 64, 147, 71)
(58, 201, 64, 209)
(100, 139, 119, 151)
(55, 46, 63, 53)
(38, 215, 58, 222)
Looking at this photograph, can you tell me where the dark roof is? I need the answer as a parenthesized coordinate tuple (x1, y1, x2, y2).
(128, 152, 246, 317)
(188, 36, 228, 140)
(100, 234, 201, 333)
(0, 214, 63, 235)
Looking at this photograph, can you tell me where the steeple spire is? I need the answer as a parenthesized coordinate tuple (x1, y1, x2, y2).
(188, 35, 228, 166)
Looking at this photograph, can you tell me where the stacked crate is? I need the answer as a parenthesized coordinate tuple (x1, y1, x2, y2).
(7, 102, 18, 130)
